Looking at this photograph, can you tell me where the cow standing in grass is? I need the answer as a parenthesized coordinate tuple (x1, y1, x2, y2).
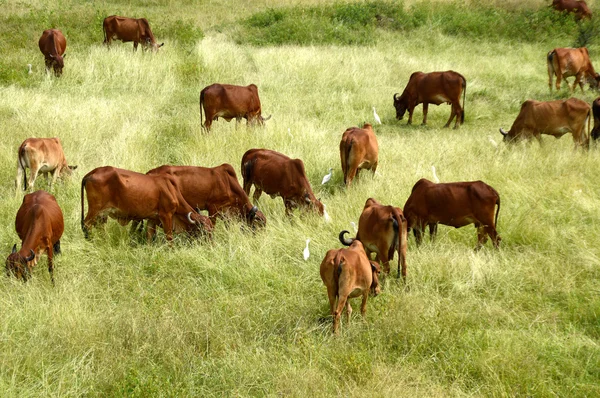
(38, 29, 66, 76)
(547, 47, 600, 92)
(339, 123, 379, 186)
(103, 15, 164, 51)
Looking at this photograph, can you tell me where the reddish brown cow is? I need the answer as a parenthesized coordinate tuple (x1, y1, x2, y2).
(6, 191, 64, 284)
(15, 137, 77, 193)
(339, 123, 379, 186)
(103, 15, 164, 51)
(551, 0, 592, 20)
(81, 166, 211, 241)
(403, 179, 501, 250)
(241, 149, 324, 216)
(393, 70, 466, 129)
(146, 164, 266, 228)
(547, 48, 600, 92)
(339, 198, 408, 281)
(199, 84, 271, 132)
(320, 240, 381, 334)
(499, 98, 591, 147)
(38, 29, 66, 76)
(592, 97, 600, 140)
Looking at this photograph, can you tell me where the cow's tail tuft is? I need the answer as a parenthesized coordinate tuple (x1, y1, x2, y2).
(18, 144, 27, 191)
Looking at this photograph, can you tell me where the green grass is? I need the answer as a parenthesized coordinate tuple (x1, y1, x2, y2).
(1, 0, 600, 396)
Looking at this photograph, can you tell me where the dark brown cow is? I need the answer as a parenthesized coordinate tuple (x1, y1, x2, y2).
(403, 179, 501, 250)
(15, 137, 77, 193)
(499, 98, 591, 147)
(38, 29, 66, 77)
(81, 166, 211, 242)
(241, 149, 324, 216)
(547, 48, 600, 92)
(393, 70, 466, 129)
(592, 97, 600, 140)
(551, 0, 592, 20)
(199, 84, 271, 132)
(145, 164, 266, 228)
(320, 240, 381, 334)
(339, 123, 379, 186)
(103, 15, 164, 51)
(6, 191, 64, 284)
(339, 198, 408, 281)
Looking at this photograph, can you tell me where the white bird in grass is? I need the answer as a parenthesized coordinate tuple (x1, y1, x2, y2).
(488, 136, 498, 148)
(323, 203, 332, 223)
(321, 168, 333, 185)
(350, 221, 358, 233)
(432, 165, 440, 183)
(303, 238, 311, 261)
(27, 64, 32, 75)
(372, 107, 382, 124)
(287, 128, 293, 138)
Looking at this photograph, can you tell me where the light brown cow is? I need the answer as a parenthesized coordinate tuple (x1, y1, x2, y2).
(145, 164, 266, 228)
(6, 191, 64, 284)
(320, 240, 381, 334)
(499, 98, 591, 147)
(16, 137, 77, 193)
(339, 123, 379, 186)
(547, 47, 600, 92)
(81, 166, 211, 242)
(103, 15, 164, 51)
(38, 29, 66, 76)
(403, 179, 501, 250)
(199, 84, 271, 132)
(241, 149, 324, 216)
(551, 0, 592, 20)
(394, 70, 466, 129)
(339, 198, 408, 282)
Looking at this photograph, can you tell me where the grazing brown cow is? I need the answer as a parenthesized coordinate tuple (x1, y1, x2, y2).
(199, 84, 271, 132)
(403, 179, 501, 250)
(145, 164, 266, 228)
(320, 240, 381, 334)
(551, 0, 592, 20)
(103, 15, 164, 51)
(6, 191, 64, 284)
(339, 198, 408, 281)
(15, 137, 77, 193)
(499, 98, 591, 147)
(241, 149, 324, 216)
(592, 97, 600, 140)
(339, 123, 379, 186)
(393, 70, 466, 129)
(547, 48, 600, 92)
(38, 29, 66, 77)
(81, 166, 211, 241)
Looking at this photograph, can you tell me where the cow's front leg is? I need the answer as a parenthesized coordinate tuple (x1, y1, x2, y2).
(422, 103, 429, 125)
(407, 106, 414, 125)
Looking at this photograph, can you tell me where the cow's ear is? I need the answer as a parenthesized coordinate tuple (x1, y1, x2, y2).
(11, 244, 17, 254)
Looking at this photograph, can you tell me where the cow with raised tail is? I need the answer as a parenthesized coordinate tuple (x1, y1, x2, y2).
(547, 48, 600, 92)
(320, 239, 381, 334)
(200, 84, 271, 132)
(6, 191, 64, 284)
(103, 15, 164, 51)
(339, 123, 378, 186)
(393, 70, 466, 129)
(39, 29, 66, 76)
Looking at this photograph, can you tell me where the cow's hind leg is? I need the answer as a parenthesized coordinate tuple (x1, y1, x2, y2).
(429, 223, 438, 242)
(444, 104, 457, 128)
(475, 224, 489, 251)
(333, 294, 348, 334)
(422, 103, 429, 125)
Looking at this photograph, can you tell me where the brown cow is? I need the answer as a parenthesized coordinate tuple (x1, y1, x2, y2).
(81, 166, 211, 242)
(339, 123, 379, 186)
(15, 137, 77, 193)
(339, 198, 408, 281)
(499, 98, 591, 147)
(38, 29, 66, 77)
(320, 240, 381, 334)
(592, 97, 600, 140)
(403, 179, 501, 250)
(199, 84, 271, 132)
(103, 15, 164, 51)
(145, 164, 266, 228)
(551, 0, 592, 20)
(6, 191, 64, 284)
(547, 48, 600, 92)
(241, 149, 324, 216)
(393, 70, 466, 129)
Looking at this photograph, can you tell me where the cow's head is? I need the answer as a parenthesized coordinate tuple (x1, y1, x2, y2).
(49, 53, 65, 77)
(588, 73, 600, 90)
(246, 205, 267, 229)
(187, 211, 214, 238)
(393, 93, 406, 120)
(499, 127, 514, 143)
(145, 37, 164, 52)
(62, 165, 78, 177)
(370, 261, 381, 296)
(304, 193, 324, 215)
(5, 245, 35, 282)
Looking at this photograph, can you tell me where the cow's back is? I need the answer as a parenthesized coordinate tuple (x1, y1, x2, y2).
(16, 191, 64, 242)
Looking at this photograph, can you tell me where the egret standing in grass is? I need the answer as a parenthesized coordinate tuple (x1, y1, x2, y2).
(373, 107, 382, 124)
(321, 168, 333, 185)
(27, 64, 33, 75)
(432, 165, 440, 183)
(323, 204, 331, 223)
(303, 239, 311, 261)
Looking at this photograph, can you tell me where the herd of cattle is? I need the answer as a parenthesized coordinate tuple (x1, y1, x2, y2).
(12, 2, 599, 333)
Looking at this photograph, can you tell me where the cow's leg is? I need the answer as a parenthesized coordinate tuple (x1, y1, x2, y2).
(133, 41, 139, 52)
(44, 238, 55, 286)
(360, 291, 369, 317)
(422, 103, 429, 125)
(326, 288, 338, 318)
(50, 168, 60, 191)
(414, 220, 425, 246)
(376, 246, 391, 275)
(429, 223, 438, 242)
(444, 104, 457, 128)
(345, 300, 352, 324)
(146, 220, 157, 242)
(28, 164, 40, 191)
(556, 73, 563, 91)
(252, 187, 262, 202)
(407, 106, 415, 125)
(333, 294, 348, 334)
(159, 214, 173, 242)
(284, 199, 295, 216)
(371, 162, 378, 178)
(15, 161, 24, 193)
(346, 166, 357, 186)
(575, 72, 585, 93)
(44, 58, 52, 73)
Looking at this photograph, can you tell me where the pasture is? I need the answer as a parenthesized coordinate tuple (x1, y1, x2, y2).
(1, 0, 599, 396)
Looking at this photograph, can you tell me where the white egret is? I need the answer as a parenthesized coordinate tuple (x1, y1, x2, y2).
(323, 203, 332, 223)
(488, 136, 498, 148)
(303, 239, 311, 261)
(27, 64, 32, 75)
(432, 165, 440, 183)
(350, 221, 357, 233)
(321, 168, 333, 185)
(372, 107, 382, 124)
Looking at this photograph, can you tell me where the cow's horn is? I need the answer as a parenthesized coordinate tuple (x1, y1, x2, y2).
(187, 212, 196, 224)
(261, 114, 272, 121)
(339, 230, 354, 246)
(394, 93, 400, 101)
(499, 128, 508, 136)
(249, 206, 258, 219)
(11, 244, 17, 254)
(25, 249, 35, 262)
(159, 43, 164, 47)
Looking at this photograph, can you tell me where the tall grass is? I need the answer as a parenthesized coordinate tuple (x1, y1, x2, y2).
(0, 0, 599, 396)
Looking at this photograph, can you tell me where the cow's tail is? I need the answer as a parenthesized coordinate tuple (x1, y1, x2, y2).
(587, 108, 592, 148)
(333, 251, 344, 287)
(18, 144, 27, 191)
(81, 176, 89, 238)
(199, 89, 205, 131)
(390, 215, 399, 268)
(461, 76, 466, 124)
(242, 158, 255, 190)
(547, 50, 556, 89)
(345, 139, 353, 180)
(494, 190, 501, 231)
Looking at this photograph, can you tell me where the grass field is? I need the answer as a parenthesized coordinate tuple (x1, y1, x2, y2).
(1, 0, 599, 396)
